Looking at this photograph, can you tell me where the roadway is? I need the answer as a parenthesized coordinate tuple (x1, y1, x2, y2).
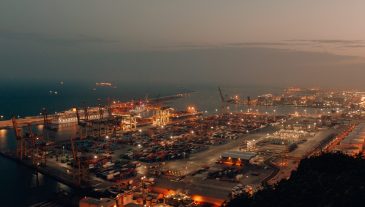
(268, 128, 338, 184)
(162, 126, 277, 175)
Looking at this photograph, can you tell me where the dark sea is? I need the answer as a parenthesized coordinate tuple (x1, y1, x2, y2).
(0, 81, 324, 206)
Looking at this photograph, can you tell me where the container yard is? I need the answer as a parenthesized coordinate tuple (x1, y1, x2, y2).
(334, 123, 365, 156)
(2, 88, 365, 206)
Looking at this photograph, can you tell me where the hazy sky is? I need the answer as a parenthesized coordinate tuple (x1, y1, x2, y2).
(1, 0, 365, 88)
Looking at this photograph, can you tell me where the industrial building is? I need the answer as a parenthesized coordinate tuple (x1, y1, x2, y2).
(219, 151, 257, 166)
(336, 123, 365, 156)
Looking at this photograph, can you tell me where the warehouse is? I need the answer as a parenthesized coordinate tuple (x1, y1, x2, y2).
(219, 151, 257, 166)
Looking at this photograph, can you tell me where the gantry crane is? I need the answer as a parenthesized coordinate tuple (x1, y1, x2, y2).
(26, 123, 37, 164)
(121, 114, 138, 131)
(70, 136, 82, 185)
(12, 116, 25, 159)
(11, 116, 47, 165)
(76, 107, 88, 138)
(42, 108, 49, 128)
(70, 136, 88, 186)
(106, 97, 113, 117)
(152, 107, 170, 127)
(84, 106, 89, 121)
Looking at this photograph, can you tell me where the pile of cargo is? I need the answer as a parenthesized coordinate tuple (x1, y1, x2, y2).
(124, 140, 207, 163)
(94, 159, 137, 181)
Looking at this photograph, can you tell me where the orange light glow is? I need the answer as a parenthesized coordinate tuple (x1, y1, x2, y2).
(0, 129, 7, 138)
(191, 195, 204, 203)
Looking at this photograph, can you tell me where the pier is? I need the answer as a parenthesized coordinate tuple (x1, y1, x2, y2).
(0, 151, 91, 190)
(0, 116, 50, 129)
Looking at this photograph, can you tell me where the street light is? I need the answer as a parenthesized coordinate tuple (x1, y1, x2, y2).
(273, 109, 277, 122)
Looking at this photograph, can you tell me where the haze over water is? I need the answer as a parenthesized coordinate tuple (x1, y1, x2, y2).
(2, 1, 365, 205)
(1, 83, 273, 206)
(0, 82, 344, 206)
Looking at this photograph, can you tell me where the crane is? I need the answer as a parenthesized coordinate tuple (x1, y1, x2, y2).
(26, 123, 37, 164)
(42, 108, 49, 128)
(98, 105, 104, 120)
(218, 87, 228, 114)
(70, 136, 82, 185)
(84, 106, 89, 121)
(42, 108, 52, 139)
(75, 107, 89, 138)
(75, 107, 81, 125)
(12, 116, 25, 159)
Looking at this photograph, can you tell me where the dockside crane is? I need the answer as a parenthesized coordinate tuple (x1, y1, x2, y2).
(42, 108, 49, 129)
(98, 105, 104, 120)
(42, 108, 58, 132)
(84, 106, 89, 121)
(26, 123, 37, 164)
(144, 94, 149, 105)
(25, 123, 44, 186)
(12, 116, 25, 159)
(218, 87, 228, 114)
(11, 116, 46, 165)
(40, 108, 51, 166)
(106, 98, 113, 118)
(97, 105, 104, 137)
(41, 108, 51, 140)
(75, 107, 88, 138)
(75, 107, 81, 126)
(70, 136, 81, 185)
(70, 136, 88, 186)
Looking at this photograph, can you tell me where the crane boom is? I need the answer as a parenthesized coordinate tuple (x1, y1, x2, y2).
(11, 116, 24, 159)
(98, 105, 104, 120)
(75, 107, 81, 125)
(218, 87, 225, 103)
(11, 116, 21, 140)
(70, 137, 77, 161)
(84, 106, 88, 121)
(42, 108, 48, 127)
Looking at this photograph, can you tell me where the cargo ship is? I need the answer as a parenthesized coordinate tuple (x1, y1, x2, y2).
(96, 82, 114, 87)
(51, 107, 109, 125)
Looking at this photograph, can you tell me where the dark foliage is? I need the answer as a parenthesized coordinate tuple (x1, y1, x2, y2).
(227, 153, 365, 207)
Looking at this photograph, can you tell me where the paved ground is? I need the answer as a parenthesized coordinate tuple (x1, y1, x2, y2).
(162, 126, 277, 175)
(268, 128, 338, 184)
(150, 126, 278, 200)
(289, 129, 336, 158)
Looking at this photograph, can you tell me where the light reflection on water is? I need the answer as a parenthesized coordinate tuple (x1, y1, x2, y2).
(0, 129, 7, 138)
(37, 124, 44, 131)
(0, 124, 78, 206)
(0, 129, 8, 149)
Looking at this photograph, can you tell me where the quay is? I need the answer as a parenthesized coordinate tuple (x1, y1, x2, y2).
(0, 116, 51, 129)
(0, 150, 91, 191)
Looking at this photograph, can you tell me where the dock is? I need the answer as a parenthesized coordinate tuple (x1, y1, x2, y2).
(0, 116, 52, 129)
(0, 151, 91, 191)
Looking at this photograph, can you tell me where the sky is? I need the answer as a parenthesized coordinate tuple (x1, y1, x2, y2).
(1, 0, 365, 88)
